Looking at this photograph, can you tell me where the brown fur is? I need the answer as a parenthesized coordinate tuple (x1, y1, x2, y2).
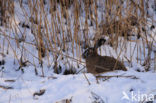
(82, 48, 127, 74)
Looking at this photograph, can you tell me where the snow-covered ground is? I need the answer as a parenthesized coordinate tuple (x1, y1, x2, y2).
(0, 0, 156, 103)
(0, 63, 156, 103)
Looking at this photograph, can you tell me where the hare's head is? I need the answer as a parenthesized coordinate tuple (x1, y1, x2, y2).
(82, 48, 97, 59)
(82, 38, 106, 59)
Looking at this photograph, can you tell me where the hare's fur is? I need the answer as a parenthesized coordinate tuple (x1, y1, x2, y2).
(82, 39, 127, 74)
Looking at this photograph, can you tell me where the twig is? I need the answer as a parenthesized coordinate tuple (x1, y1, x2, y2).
(96, 75, 139, 80)
(4, 80, 16, 82)
(143, 42, 153, 71)
(154, 51, 156, 72)
(0, 85, 13, 89)
(91, 92, 105, 103)
(33, 89, 46, 99)
(76, 66, 85, 74)
(83, 73, 91, 85)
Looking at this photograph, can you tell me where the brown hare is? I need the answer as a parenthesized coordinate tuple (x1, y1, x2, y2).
(82, 38, 127, 74)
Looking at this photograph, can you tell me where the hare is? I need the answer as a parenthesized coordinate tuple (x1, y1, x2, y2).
(82, 38, 127, 74)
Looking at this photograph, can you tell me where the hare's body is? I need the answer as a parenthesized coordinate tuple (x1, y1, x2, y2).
(85, 54, 127, 74)
(82, 46, 127, 74)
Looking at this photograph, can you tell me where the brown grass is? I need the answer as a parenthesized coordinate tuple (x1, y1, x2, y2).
(0, 0, 155, 74)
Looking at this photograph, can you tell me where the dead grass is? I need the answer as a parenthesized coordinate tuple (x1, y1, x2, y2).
(0, 0, 155, 74)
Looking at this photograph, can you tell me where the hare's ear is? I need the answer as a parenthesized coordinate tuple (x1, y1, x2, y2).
(82, 49, 89, 58)
(94, 38, 106, 49)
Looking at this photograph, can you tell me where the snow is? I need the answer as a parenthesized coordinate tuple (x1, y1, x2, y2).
(0, 0, 156, 103)
(0, 66, 156, 103)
